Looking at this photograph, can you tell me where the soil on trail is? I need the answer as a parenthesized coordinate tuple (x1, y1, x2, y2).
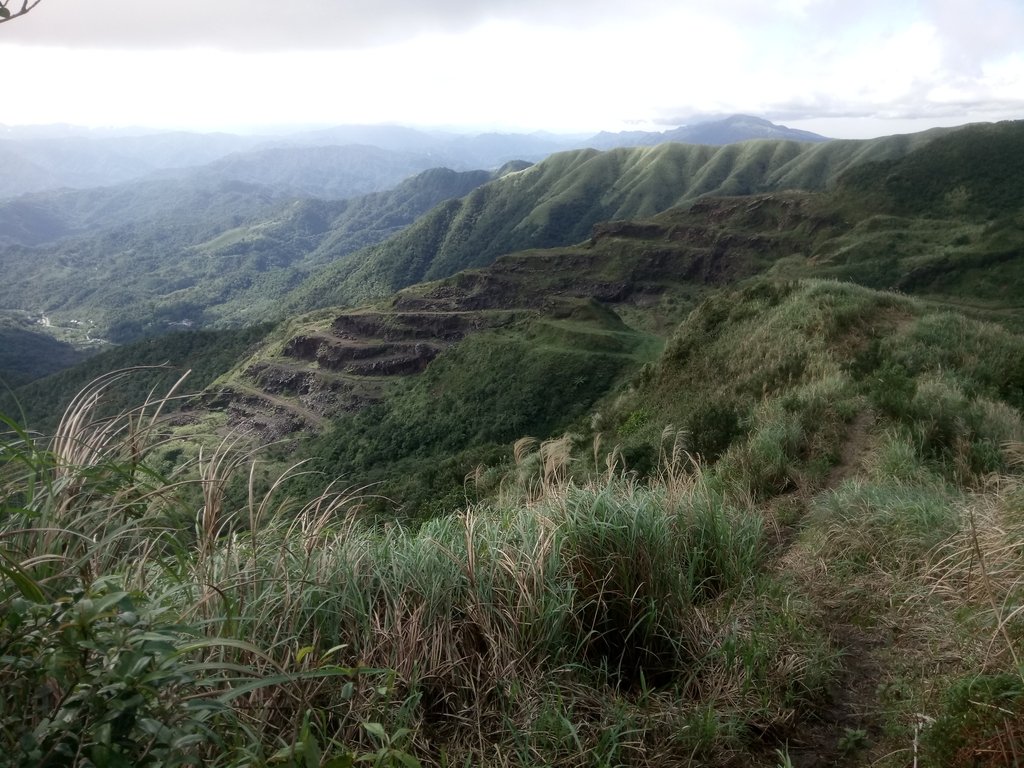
(775, 410, 893, 768)
(824, 411, 875, 491)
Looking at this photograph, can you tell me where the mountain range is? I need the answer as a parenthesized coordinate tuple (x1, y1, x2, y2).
(3, 115, 1024, 766)
(0, 117, 934, 365)
(0, 115, 827, 200)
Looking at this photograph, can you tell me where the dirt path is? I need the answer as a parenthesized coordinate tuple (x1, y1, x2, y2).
(823, 410, 875, 491)
(775, 409, 892, 767)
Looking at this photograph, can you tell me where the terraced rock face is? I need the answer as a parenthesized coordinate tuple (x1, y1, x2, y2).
(280, 335, 441, 375)
(211, 193, 823, 440)
(216, 305, 528, 439)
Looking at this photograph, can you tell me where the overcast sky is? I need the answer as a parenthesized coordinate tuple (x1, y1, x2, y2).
(2, 0, 1022, 138)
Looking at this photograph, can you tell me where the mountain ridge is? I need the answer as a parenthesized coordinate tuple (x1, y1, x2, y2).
(282, 126, 948, 314)
(586, 113, 830, 149)
(0, 115, 827, 201)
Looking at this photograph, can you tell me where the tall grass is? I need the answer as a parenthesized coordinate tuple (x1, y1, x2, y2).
(1, 375, 840, 765)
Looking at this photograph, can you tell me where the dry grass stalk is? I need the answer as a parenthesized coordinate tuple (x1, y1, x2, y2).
(540, 435, 573, 493)
(513, 437, 538, 466)
(926, 477, 1024, 669)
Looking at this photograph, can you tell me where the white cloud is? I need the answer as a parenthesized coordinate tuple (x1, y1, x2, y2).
(2, 0, 1022, 137)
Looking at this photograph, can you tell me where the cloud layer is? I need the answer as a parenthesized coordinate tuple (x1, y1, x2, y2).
(12, 0, 669, 49)
(3, 0, 1022, 136)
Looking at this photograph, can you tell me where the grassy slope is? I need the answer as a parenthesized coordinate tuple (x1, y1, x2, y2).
(281, 129, 943, 313)
(5, 278, 1023, 766)
(295, 303, 662, 516)
(586, 278, 1024, 765)
(211, 191, 822, 513)
(4, 121, 1024, 766)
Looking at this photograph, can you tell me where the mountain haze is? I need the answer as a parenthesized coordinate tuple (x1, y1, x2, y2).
(0, 129, 261, 198)
(0, 165, 509, 356)
(586, 114, 830, 149)
(0, 123, 570, 200)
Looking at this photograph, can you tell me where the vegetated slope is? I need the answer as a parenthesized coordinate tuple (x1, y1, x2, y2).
(0, 129, 260, 198)
(158, 144, 445, 200)
(282, 126, 946, 313)
(0, 324, 273, 432)
(215, 119, 1024, 513)
(776, 119, 1024, 322)
(580, 278, 1024, 766)
(0, 166, 503, 356)
(206, 193, 831, 511)
(0, 322, 89, 388)
(9, 119, 1019, 448)
(5, 122, 1024, 767)
(6, 277, 1023, 767)
(838, 119, 1024, 218)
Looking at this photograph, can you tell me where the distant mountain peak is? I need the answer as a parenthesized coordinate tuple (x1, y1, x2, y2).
(586, 115, 830, 149)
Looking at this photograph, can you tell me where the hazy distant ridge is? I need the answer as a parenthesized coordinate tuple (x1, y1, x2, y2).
(585, 114, 830, 149)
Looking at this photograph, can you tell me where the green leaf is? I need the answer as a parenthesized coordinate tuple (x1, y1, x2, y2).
(362, 721, 387, 742)
(217, 666, 374, 703)
(392, 752, 422, 768)
(91, 590, 131, 616)
(0, 554, 46, 603)
(0, 8, 11, 19)
(268, 744, 295, 764)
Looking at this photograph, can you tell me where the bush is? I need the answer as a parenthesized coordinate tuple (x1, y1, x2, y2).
(1, 583, 230, 767)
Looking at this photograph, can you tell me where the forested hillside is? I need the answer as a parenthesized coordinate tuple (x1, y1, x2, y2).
(0, 167, 506, 359)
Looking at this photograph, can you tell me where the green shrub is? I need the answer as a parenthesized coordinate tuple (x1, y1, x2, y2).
(1, 582, 231, 767)
(715, 405, 805, 500)
(922, 673, 1024, 767)
(685, 400, 742, 461)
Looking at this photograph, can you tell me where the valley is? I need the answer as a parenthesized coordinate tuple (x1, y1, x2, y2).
(2, 117, 1024, 767)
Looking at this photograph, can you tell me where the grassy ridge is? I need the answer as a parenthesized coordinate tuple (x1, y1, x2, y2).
(280, 129, 950, 313)
(5, 276, 1024, 765)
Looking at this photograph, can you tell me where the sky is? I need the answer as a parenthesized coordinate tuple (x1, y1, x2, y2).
(1, 0, 1023, 139)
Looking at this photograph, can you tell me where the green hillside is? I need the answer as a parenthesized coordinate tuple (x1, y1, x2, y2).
(5, 276, 1024, 766)
(0, 324, 272, 431)
(0, 123, 963, 383)
(0, 166, 501, 360)
(4, 120, 1024, 767)
(0, 319, 90, 388)
(283, 128, 947, 312)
